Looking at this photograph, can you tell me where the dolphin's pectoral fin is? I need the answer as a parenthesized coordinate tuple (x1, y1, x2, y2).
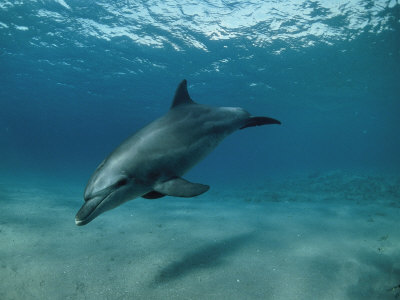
(142, 191, 166, 199)
(240, 116, 281, 130)
(154, 178, 209, 198)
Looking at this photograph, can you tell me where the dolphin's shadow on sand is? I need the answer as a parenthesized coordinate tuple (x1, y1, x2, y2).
(152, 232, 254, 285)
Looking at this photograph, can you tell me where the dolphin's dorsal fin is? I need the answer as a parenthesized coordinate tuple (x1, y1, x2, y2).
(170, 79, 195, 109)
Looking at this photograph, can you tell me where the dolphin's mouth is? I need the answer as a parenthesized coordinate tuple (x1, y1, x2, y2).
(75, 192, 112, 226)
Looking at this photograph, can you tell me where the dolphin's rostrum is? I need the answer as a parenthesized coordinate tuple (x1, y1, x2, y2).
(75, 80, 281, 226)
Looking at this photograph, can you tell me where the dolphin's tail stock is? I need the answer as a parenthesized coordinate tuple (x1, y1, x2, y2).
(240, 116, 281, 130)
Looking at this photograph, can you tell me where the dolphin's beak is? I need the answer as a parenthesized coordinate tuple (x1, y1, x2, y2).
(75, 195, 105, 226)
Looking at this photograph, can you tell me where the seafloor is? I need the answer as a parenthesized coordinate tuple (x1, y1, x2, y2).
(0, 171, 399, 300)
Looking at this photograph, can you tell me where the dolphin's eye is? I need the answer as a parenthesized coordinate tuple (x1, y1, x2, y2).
(116, 178, 128, 187)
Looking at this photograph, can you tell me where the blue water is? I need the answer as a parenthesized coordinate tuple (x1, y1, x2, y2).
(1, 1, 400, 299)
(1, 0, 399, 182)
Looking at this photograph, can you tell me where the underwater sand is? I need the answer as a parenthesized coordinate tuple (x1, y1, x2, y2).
(0, 171, 399, 300)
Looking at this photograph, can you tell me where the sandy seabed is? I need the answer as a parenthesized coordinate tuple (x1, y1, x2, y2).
(0, 171, 399, 300)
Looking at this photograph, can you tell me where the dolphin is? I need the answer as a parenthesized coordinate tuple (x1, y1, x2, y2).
(75, 80, 280, 226)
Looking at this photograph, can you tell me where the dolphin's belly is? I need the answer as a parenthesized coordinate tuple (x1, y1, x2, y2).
(135, 127, 222, 181)
(109, 120, 227, 183)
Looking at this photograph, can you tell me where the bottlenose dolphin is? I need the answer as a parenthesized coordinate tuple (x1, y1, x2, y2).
(75, 80, 280, 225)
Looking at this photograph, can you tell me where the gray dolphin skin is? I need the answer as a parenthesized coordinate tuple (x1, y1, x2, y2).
(75, 80, 281, 226)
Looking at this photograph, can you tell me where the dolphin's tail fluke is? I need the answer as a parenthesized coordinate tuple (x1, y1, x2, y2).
(240, 116, 281, 130)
